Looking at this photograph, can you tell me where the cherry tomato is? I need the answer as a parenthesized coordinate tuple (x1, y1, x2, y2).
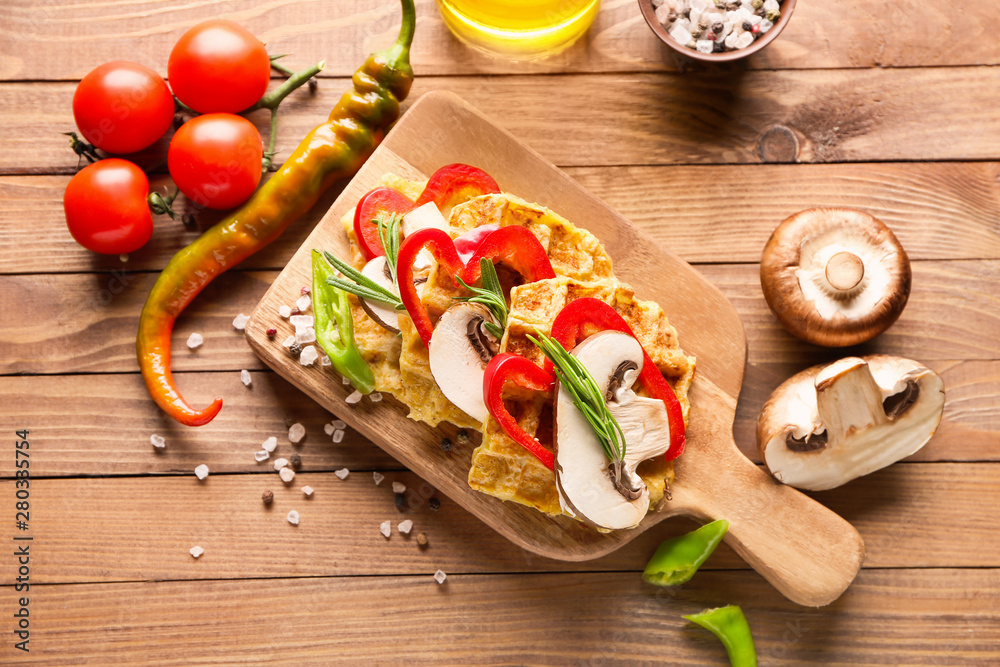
(72, 61, 174, 154)
(64, 159, 153, 254)
(168, 20, 271, 113)
(168, 113, 263, 210)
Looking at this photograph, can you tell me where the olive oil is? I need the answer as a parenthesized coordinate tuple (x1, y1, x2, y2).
(436, 0, 601, 59)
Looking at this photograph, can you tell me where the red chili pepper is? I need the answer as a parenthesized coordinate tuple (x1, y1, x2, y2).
(483, 353, 556, 469)
(549, 298, 687, 460)
(460, 226, 557, 285)
(416, 163, 500, 214)
(396, 227, 465, 347)
(353, 187, 415, 261)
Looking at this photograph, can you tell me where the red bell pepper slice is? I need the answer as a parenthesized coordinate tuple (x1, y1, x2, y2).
(549, 298, 687, 461)
(454, 224, 500, 263)
(416, 163, 500, 215)
(396, 228, 465, 347)
(461, 226, 557, 285)
(353, 187, 416, 261)
(483, 353, 556, 470)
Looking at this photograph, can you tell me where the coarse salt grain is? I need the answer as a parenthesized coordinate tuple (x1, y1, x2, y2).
(296, 295, 312, 313)
(332, 419, 346, 430)
(323, 423, 334, 436)
(332, 429, 345, 444)
(289, 314, 314, 330)
(279, 467, 296, 483)
(279, 305, 292, 319)
(368, 392, 382, 402)
(373, 472, 385, 486)
(150, 434, 166, 449)
(282, 335, 295, 348)
(186, 333, 203, 349)
(240, 369, 252, 386)
(194, 464, 209, 480)
(232, 313, 250, 331)
(345, 390, 363, 405)
(302, 486, 314, 496)
(398, 519, 413, 535)
(298, 344, 319, 365)
(262, 436, 278, 453)
(392, 482, 406, 494)
(295, 327, 317, 345)
(288, 423, 306, 443)
(342, 376, 351, 385)
(273, 458, 289, 471)
(380, 520, 391, 538)
(320, 354, 331, 366)
(190, 546, 204, 558)
(287, 510, 300, 525)
(434, 570, 447, 585)
(334, 468, 349, 480)
(254, 450, 269, 462)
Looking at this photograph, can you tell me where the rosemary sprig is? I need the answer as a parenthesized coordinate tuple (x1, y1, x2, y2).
(528, 330, 626, 464)
(375, 212, 403, 288)
(321, 250, 402, 309)
(455, 258, 507, 339)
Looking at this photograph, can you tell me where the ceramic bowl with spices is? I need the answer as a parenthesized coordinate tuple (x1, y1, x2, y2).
(639, 0, 797, 63)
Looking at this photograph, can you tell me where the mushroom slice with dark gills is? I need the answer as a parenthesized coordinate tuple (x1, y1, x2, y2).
(358, 255, 430, 334)
(554, 331, 674, 531)
(428, 303, 500, 424)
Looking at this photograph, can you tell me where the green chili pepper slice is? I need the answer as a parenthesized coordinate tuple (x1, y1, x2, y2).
(312, 249, 376, 394)
(643, 519, 729, 586)
(684, 605, 757, 667)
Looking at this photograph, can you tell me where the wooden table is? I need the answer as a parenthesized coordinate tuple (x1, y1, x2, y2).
(1, 1, 998, 664)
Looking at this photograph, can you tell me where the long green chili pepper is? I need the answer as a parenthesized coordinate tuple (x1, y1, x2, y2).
(312, 250, 376, 393)
(684, 605, 758, 667)
(642, 519, 730, 586)
(136, 0, 415, 426)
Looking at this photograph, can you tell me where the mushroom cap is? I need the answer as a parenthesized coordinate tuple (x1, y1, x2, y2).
(756, 354, 945, 491)
(358, 256, 401, 333)
(427, 303, 499, 425)
(760, 208, 911, 347)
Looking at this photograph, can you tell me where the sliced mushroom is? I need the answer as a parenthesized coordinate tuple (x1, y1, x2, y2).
(427, 303, 500, 424)
(760, 208, 911, 347)
(757, 355, 945, 491)
(554, 331, 673, 531)
(358, 256, 402, 333)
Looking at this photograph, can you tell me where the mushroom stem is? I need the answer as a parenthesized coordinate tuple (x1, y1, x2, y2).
(824, 251, 865, 292)
(815, 358, 887, 443)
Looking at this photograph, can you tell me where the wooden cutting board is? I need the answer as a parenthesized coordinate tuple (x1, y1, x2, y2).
(246, 91, 864, 607)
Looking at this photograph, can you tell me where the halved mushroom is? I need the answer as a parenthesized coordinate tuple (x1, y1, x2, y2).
(554, 331, 673, 531)
(760, 208, 911, 347)
(427, 303, 500, 424)
(358, 256, 403, 333)
(757, 355, 945, 491)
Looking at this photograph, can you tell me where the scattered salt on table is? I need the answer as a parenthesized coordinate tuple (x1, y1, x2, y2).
(380, 520, 391, 538)
(332, 430, 345, 444)
(282, 335, 295, 348)
(190, 546, 204, 558)
(273, 458, 289, 471)
(288, 423, 306, 443)
(254, 450, 269, 462)
(345, 390, 362, 405)
(296, 328, 317, 345)
(295, 295, 311, 313)
(334, 468, 349, 480)
(323, 423, 334, 436)
(194, 464, 209, 480)
(232, 313, 250, 331)
(298, 345, 319, 365)
(186, 333, 203, 350)
(368, 392, 382, 402)
(279, 467, 296, 483)
(398, 519, 413, 535)
(392, 482, 406, 494)
(279, 305, 292, 319)
(262, 436, 278, 453)
(150, 434, 166, 449)
(320, 354, 331, 366)
(302, 486, 314, 496)
(434, 570, 447, 585)
(373, 472, 385, 486)
(287, 510, 300, 525)
(240, 369, 252, 386)
(332, 419, 346, 430)
(342, 376, 351, 386)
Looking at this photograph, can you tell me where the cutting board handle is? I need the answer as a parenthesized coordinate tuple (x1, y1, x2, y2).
(671, 434, 865, 607)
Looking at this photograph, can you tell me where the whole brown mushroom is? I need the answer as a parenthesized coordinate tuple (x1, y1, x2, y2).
(760, 208, 911, 347)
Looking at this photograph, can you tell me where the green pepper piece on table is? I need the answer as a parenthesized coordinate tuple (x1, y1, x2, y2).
(642, 519, 730, 586)
(136, 0, 415, 426)
(684, 605, 758, 667)
(311, 250, 376, 394)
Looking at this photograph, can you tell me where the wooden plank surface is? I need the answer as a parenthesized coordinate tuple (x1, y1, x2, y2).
(3, 0, 999, 80)
(4, 161, 1000, 275)
(12, 570, 1000, 666)
(5, 67, 1000, 174)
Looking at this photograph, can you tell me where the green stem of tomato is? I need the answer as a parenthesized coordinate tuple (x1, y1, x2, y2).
(261, 109, 280, 174)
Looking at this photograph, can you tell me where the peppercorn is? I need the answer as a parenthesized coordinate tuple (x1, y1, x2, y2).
(455, 430, 471, 447)
(262, 490, 274, 505)
(416, 533, 428, 548)
(706, 32, 716, 40)
(394, 492, 407, 511)
(428, 497, 441, 511)
(698, 18, 709, 30)
(266, 327, 277, 338)
(751, 0, 763, 8)
(742, 21, 752, 31)
(766, 9, 780, 20)
(712, 22, 723, 34)
(713, 40, 725, 52)
(440, 437, 453, 452)
(682, 8, 691, 18)
(667, 10, 677, 22)
(290, 454, 302, 469)
(690, 28, 702, 38)
(751, 24, 760, 34)
(289, 342, 303, 356)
